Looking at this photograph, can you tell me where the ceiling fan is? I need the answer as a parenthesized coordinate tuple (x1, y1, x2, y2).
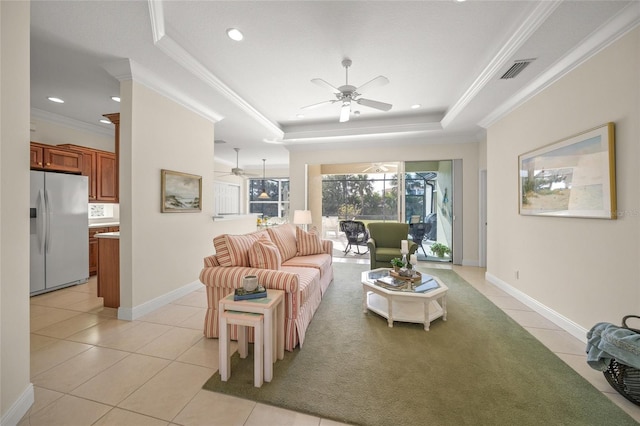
(362, 162, 398, 173)
(215, 148, 258, 178)
(301, 58, 392, 123)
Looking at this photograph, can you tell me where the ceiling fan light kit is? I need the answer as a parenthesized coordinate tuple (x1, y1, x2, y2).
(215, 148, 258, 178)
(302, 58, 392, 123)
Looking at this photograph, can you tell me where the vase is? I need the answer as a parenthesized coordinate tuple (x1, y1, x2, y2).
(242, 275, 259, 292)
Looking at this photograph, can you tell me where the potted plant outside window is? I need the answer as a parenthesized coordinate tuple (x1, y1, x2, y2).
(430, 242, 451, 258)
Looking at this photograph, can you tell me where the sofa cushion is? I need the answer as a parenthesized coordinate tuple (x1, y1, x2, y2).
(295, 226, 324, 256)
(283, 253, 332, 280)
(213, 230, 270, 267)
(267, 224, 298, 261)
(248, 237, 282, 270)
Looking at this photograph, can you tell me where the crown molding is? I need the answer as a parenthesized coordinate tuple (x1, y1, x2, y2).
(103, 58, 224, 123)
(479, 1, 640, 129)
(441, 1, 561, 129)
(148, 0, 165, 43)
(31, 108, 114, 137)
(147, 0, 283, 137)
(281, 119, 442, 142)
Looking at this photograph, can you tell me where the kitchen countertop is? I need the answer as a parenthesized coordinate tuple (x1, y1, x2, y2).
(89, 222, 120, 228)
(94, 232, 119, 239)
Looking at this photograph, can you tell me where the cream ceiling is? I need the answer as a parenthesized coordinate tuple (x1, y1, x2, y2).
(30, 1, 638, 169)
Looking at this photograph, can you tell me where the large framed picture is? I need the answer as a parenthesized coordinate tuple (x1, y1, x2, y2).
(161, 169, 202, 213)
(518, 122, 616, 219)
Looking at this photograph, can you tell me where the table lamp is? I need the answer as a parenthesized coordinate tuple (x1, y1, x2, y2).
(293, 210, 312, 231)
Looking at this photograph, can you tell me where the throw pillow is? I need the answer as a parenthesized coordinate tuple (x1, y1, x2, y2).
(295, 226, 325, 256)
(213, 231, 270, 267)
(267, 224, 298, 261)
(248, 237, 282, 270)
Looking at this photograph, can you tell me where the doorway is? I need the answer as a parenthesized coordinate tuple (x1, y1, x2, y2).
(404, 160, 454, 263)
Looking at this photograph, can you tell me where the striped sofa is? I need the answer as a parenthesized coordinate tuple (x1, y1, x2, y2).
(199, 223, 333, 351)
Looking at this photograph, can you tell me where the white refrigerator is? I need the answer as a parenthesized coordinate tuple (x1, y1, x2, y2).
(30, 170, 89, 295)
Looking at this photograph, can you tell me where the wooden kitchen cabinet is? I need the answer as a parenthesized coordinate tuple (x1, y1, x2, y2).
(30, 144, 43, 168)
(30, 142, 83, 174)
(89, 227, 108, 276)
(89, 226, 119, 276)
(96, 151, 118, 202)
(58, 144, 117, 203)
(97, 234, 120, 308)
(58, 145, 97, 201)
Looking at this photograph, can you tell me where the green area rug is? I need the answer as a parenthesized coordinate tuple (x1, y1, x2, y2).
(203, 262, 635, 425)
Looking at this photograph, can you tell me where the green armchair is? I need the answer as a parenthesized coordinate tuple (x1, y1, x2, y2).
(367, 222, 418, 270)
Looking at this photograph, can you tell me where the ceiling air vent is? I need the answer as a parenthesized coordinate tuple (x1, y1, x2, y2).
(500, 59, 535, 80)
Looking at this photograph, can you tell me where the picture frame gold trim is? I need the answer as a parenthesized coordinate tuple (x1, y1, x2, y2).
(518, 122, 616, 219)
(161, 169, 202, 213)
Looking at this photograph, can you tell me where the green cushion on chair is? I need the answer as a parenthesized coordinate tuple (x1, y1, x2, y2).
(366, 222, 417, 270)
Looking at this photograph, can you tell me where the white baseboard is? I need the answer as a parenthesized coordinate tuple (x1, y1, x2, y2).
(485, 272, 588, 343)
(118, 280, 203, 321)
(1, 383, 33, 426)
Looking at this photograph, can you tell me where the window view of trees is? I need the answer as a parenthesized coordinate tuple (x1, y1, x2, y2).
(321, 172, 438, 223)
(249, 178, 290, 218)
(322, 174, 398, 220)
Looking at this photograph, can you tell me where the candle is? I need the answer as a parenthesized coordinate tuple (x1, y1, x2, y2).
(410, 254, 417, 265)
(401, 240, 408, 254)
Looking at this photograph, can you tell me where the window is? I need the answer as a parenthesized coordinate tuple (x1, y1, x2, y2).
(321, 173, 397, 221)
(248, 178, 290, 219)
(404, 172, 437, 222)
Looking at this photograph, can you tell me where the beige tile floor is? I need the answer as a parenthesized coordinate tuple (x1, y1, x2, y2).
(21, 260, 640, 425)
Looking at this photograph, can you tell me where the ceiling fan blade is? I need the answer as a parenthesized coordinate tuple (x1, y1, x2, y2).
(311, 78, 342, 95)
(300, 99, 338, 110)
(339, 102, 351, 123)
(355, 75, 389, 94)
(356, 98, 392, 111)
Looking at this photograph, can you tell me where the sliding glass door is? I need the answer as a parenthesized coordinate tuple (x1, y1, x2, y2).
(404, 161, 453, 262)
(314, 160, 460, 264)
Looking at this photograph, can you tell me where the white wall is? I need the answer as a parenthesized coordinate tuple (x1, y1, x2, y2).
(486, 28, 640, 335)
(288, 140, 481, 265)
(30, 118, 114, 152)
(1, 1, 33, 424)
(118, 80, 256, 317)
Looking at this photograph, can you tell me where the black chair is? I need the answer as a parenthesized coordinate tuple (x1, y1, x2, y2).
(409, 222, 430, 256)
(425, 213, 437, 241)
(339, 220, 369, 254)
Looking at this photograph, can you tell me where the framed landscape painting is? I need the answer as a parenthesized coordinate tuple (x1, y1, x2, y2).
(518, 122, 616, 219)
(161, 169, 202, 213)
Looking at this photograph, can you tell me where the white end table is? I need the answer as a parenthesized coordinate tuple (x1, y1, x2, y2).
(218, 289, 285, 382)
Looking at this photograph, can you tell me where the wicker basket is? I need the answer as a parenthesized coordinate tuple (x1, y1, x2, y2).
(602, 315, 640, 405)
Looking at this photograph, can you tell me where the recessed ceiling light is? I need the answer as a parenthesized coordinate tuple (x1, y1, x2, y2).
(226, 28, 244, 41)
(99, 119, 111, 124)
(411, 104, 421, 109)
(47, 97, 64, 103)
(296, 114, 304, 119)
(111, 96, 121, 102)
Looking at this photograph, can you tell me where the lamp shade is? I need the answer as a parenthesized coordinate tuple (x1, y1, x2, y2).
(293, 210, 312, 225)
